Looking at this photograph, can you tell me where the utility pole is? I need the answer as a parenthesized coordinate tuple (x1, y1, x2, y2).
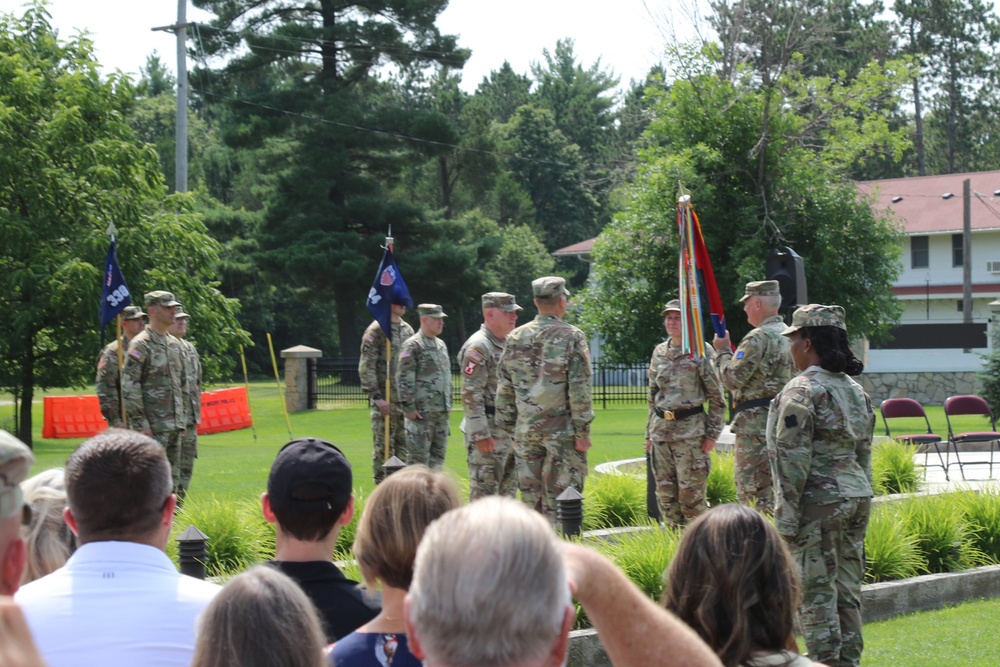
(152, 1, 190, 193)
(963, 178, 972, 324)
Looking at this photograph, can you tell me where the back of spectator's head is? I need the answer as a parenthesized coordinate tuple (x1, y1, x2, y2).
(353, 465, 460, 591)
(191, 565, 326, 667)
(266, 438, 353, 542)
(20, 468, 75, 584)
(406, 496, 572, 667)
(0, 430, 33, 595)
(64, 429, 173, 545)
(662, 504, 799, 667)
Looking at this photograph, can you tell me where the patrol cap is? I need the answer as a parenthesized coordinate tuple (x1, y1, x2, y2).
(174, 306, 190, 320)
(482, 292, 522, 312)
(121, 306, 147, 321)
(0, 430, 34, 522)
(739, 280, 780, 303)
(781, 304, 847, 336)
(532, 276, 570, 299)
(417, 304, 447, 318)
(660, 299, 681, 315)
(267, 438, 352, 513)
(144, 291, 181, 308)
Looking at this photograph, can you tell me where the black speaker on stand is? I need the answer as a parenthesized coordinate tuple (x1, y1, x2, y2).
(765, 246, 807, 310)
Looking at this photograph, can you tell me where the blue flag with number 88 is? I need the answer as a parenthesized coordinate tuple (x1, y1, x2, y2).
(100, 239, 131, 331)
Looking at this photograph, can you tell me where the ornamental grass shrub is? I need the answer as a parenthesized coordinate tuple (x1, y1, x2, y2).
(706, 450, 738, 506)
(899, 494, 986, 574)
(956, 487, 1000, 564)
(864, 502, 925, 583)
(582, 472, 646, 530)
(334, 488, 366, 553)
(872, 440, 921, 495)
(169, 495, 275, 578)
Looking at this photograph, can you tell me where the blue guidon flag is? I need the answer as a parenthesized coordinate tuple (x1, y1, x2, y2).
(366, 246, 413, 338)
(99, 238, 131, 345)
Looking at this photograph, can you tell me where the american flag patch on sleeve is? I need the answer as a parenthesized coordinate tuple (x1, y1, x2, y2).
(129, 348, 143, 360)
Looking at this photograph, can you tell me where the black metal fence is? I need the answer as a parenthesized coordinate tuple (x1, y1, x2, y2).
(308, 358, 648, 408)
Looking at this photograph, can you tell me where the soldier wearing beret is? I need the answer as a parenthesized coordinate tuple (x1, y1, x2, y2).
(712, 280, 796, 513)
(358, 298, 414, 483)
(122, 291, 190, 494)
(396, 304, 452, 469)
(0, 429, 33, 595)
(95, 306, 147, 428)
(458, 292, 522, 500)
(645, 299, 725, 527)
(766, 304, 873, 667)
(496, 277, 593, 524)
(168, 307, 202, 499)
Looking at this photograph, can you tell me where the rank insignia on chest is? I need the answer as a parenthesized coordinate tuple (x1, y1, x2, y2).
(399, 349, 411, 359)
(467, 349, 485, 363)
(129, 348, 143, 360)
(735, 350, 745, 359)
(463, 361, 479, 375)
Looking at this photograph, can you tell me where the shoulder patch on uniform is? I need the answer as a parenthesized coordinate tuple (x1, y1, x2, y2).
(735, 350, 745, 359)
(583, 347, 591, 359)
(97, 358, 107, 370)
(363, 333, 375, 343)
(463, 360, 479, 376)
(467, 348, 485, 363)
(129, 348, 143, 360)
(399, 349, 411, 359)
(784, 414, 798, 428)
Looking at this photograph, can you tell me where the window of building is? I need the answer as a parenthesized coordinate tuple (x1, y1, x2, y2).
(952, 234, 964, 267)
(911, 236, 929, 269)
(957, 300, 964, 312)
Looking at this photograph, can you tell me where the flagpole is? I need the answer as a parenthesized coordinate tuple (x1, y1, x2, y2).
(383, 231, 394, 462)
(116, 314, 128, 428)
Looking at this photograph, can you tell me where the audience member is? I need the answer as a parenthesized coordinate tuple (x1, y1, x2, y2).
(19, 469, 74, 585)
(0, 430, 33, 595)
(330, 466, 461, 667)
(0, 598, 46, 667)
(191, 565, 326, 667)
(262, 437, 379, 642)
(405, 496, 724, 667)
(15, 429, 220, 667)
(663, 504, 827, 667)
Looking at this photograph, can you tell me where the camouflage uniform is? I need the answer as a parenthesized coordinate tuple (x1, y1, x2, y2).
(647, 338, 725, 527)
(359, 317, 414, 483)
(397, 316, 451, 469)
(459, 319, 517, 500)
(496, 278, 593, 522)
(96, 336, 129, 428)
(175, 330, 201, 498)
(715, 281, 796, 513)
(767, 305, 874, 667)
(122, 325, 189, 492)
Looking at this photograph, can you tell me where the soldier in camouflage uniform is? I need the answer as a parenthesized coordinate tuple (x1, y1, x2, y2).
(396, 304, 451, 469)
(122, 291, 190, 493)
(646, 299, 725, 527)
(496, 276, 593, 523)
(359, 299, 415, 483)
(95, 306, 147, 427)
(767, 304, 874, 667)
(459, 292, 521, 500)
(713, 280, 796, 513)
(168, 306, 202, 499)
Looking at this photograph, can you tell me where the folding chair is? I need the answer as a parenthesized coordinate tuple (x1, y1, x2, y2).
(944, 395, 1000, 481)
(880, 398, 948, 480)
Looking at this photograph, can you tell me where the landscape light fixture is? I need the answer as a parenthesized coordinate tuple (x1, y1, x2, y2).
(891, 196, 903, 203)
(994, 189, 1000, 196)
(942, 192, 954, 199)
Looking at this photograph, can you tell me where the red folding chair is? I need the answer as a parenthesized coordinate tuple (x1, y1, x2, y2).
(880, 398, 948, 480)
(944, 395, 1000, 481)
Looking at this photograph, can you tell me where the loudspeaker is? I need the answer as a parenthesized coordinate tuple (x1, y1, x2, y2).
(765, 246, 807, 309)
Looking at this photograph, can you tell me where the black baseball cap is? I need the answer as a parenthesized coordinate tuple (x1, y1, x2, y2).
(267, 438, 352, 513)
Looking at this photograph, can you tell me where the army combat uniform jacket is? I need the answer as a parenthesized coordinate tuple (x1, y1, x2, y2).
(96, 337, 129, 427)
(179, 338, 202, 427)
(646, 341, 725, 443)
(359, 319, 415, 404)
(458, 324, 506, 442)
(122, 327, 189, 433)
(396, 332, 451, 414)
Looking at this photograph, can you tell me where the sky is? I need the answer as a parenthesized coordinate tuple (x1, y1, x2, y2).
(0, 0, 707, 95)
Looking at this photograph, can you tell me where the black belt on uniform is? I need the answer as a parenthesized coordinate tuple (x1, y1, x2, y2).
(485, 406, 495, 416)
(654, 405, 704, 421)
(732, 396, 774, 417)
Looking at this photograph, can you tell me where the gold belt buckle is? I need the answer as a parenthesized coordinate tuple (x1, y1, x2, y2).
(663, 410, 676, 421)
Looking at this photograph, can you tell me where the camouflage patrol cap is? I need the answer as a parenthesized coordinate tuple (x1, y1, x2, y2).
(0, 430, 33, 522)
(660, 299, 682, 315)
(417, 304, 448, 318)
(121, 306, 147, 321)
(739, 280, 780, 303)
(532, 276, 570, 299)
(781, 304, 847, 336)
(482, 292, 522, 312)
(174, 306, 190, 320)
(144, 291, 181, 308)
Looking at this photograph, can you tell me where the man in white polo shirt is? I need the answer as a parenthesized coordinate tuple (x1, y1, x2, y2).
(16, 429, 220, 667)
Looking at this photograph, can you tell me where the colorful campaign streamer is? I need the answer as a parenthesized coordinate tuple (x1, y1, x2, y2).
(676, 189, 726, 358)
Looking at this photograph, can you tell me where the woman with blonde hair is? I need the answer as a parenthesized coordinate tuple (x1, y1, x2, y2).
(20, 469, 75, 584)
(191, 565, 326, 667)
(329, 466, 461, 667)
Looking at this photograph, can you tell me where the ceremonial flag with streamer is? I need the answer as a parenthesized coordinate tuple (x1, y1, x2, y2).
(366, 245, 414, 338)
(676, 190, 726, 358)
(99, 238, 132, 345)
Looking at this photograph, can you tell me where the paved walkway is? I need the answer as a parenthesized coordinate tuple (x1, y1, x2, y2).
(915, 449, 1000, 492)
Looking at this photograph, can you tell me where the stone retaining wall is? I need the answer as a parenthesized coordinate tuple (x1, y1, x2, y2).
(861, 371, 980, 406)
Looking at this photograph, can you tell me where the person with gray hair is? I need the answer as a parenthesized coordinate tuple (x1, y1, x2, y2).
(405, 496, 723, 667)
(19, 468, 75, 585)
(0, 430, 33, 596)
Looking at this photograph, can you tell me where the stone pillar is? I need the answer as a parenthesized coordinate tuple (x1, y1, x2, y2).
(281, 345, 322, 412)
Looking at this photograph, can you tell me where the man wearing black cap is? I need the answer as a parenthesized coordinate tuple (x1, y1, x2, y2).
(262, 438, 379, 641)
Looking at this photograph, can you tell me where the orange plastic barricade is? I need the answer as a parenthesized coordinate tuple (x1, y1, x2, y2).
(198, 387, 253, 435)
(41, 396, 108, 439)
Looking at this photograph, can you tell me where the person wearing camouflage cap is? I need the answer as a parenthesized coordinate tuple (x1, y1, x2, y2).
(122, 291, 190, 495)
(95, 306, 148, 428)
(712, 280, 796, 514)
(645, 299, 725, 528)
(0, 430, 33, 595)
(496, 276, 593, 526)
(396, 304, 452, 469)
(766, 304, 872, 667)
(458, 292, 523, 500)
(168, 307, 202, 499)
